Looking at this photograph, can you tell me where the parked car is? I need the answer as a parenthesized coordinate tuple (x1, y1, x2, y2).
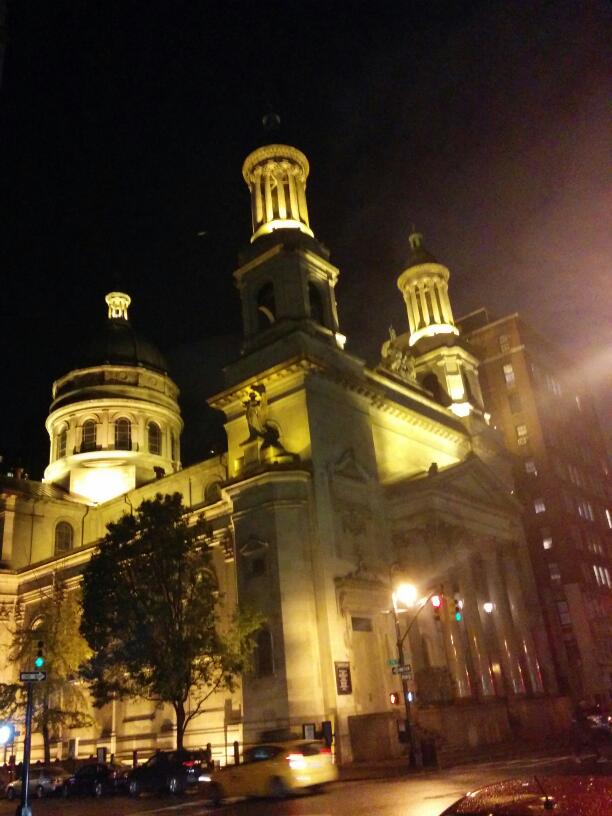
(6, 765, 70, 800)
(126, 749, 207, 796)
(62, 762, 128, 798)
(203, 739, 338, 804)
(439, 775, 612, 815)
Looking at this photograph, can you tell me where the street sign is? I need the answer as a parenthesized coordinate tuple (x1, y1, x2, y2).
(387, 658, 399, 666)
(392, 664, 413, 679)
(19, 671, 46, 682)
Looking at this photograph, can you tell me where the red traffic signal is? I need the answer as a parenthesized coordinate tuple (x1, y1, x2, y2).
(389, 691, 401, 705)
(431, 593, 442, 622)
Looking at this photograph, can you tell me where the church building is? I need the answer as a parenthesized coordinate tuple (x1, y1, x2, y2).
(0, 132, 569, 764)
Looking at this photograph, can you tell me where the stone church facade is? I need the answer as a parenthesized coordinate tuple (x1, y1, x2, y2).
(0, 135, 569, 765)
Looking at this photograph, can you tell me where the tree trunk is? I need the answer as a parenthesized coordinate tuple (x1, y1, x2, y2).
(175, 701, 186, 750)
(42, 720, 51, 765)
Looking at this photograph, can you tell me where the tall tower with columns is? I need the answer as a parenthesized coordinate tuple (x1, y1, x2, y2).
(397, 231, 484, 417)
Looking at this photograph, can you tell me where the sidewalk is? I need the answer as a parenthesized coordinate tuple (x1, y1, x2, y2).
(337, 739, 572, 782)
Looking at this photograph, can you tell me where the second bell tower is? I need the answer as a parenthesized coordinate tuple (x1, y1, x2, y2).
(232, 126, 345, 370)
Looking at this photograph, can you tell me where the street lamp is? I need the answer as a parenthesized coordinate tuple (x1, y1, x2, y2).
(391, 582, 423, 768)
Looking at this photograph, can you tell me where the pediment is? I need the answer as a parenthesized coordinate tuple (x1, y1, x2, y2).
(330, 448, 372, 483)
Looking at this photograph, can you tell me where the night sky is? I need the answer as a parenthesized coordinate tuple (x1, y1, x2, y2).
(0, 1, 610, 476)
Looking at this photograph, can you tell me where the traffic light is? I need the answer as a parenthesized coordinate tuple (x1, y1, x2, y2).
(34, 641, 44, 669)
(389, 691, 401, 705)
(454, 597, 463, 622)
(431, 594, 442, 622)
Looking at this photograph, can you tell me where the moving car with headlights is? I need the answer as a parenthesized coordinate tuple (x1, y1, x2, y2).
(439, 775, 612, 815)
(6, 765, 70, 800)
(62, 762, 128, 798)
(126, 749, 206, 796)
(205, 740, 337, 804)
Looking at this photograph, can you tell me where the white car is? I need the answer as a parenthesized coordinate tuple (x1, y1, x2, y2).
(6, 765, 70, 799)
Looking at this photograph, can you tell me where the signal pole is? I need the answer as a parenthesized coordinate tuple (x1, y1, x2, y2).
(16, 682, 33, 816)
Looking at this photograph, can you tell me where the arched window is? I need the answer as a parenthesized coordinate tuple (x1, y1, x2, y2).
(148, 422, 161, 455)
(257, 282, 276, 330)
(308, 281, 325, 325)
(204, 480, 222, 503)
(255, 628, 274, 677)
(55, 522, 73, 556)
(81, 420, 97, 452)
(115, 418, 132, 450)
(57, 427, 67, 459)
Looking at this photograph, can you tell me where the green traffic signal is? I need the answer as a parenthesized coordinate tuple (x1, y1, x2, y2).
(35, 640, 44, 668)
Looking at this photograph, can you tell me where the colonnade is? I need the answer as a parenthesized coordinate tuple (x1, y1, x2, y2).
(402, 275, 455, 340)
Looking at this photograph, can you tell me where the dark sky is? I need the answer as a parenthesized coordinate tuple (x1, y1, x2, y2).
(0, 0, 610, 476)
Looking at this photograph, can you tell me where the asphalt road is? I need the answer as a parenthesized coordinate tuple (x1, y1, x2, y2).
(0, 752, 610, 816)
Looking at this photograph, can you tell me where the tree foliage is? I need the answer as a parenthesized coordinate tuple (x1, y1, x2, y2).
(80, 493, 263, 748)
(1, 580, 92, 763)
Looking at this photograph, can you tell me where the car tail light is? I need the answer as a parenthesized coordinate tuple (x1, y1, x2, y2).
(286, 753, 306, 770)
(319, 747, 331, 754)
(110, 771, 116, 779)
(182, 760, 195, 768)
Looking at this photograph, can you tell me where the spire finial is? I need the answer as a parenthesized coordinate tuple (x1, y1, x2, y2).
(105, 291, 131, 321)
(409, 228, 423, 250)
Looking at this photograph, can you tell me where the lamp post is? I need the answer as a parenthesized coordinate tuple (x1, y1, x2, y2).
(391, 583, 423, 768)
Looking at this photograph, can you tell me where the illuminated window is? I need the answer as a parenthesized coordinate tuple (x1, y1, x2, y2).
(541, 528, 553, 550)
(498, 334, 510, 353)
(524, 459, 538, 476)
(604, 568, 611, 588)
(515, 424, 528, 445)
(534, 498, 546, 514)
(57, 427, 67, 459)
(502, 363, 515, 388)
(548, 562, 561, 583)
(81, 420, 97, 452)
(257, 282, 276, 330)
(606, 509, 612, 529)
(147, 422, 161, 455)
(54, 522, 73, 556)
(255, 628, 274, 677)
(575, 395, 582, 411)
(115, 418, 132, 451)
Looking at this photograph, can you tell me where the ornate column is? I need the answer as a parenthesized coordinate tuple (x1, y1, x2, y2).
(483, 546, 526, 694)
(440, 607, 472, 697)
(287, 170, 299, 219)
(276, 167, 287, 218)
(428, 279, 442, 323)
(418, 284, 430, 324)
(264, 169, 274, 222)
(254, 169, 263, 226)
(501, 547, 545, 694)
(460, 554, 496, 697)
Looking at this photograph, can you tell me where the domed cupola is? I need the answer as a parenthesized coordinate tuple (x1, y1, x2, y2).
(44, 292, 183, 503)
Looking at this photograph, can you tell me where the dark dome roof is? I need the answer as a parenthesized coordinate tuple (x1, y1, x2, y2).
(403, 231, 440, 269)
(79, 317, 168, 373)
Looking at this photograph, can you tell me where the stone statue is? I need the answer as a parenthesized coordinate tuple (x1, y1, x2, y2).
(380, 326, 416, 382)
(243, 384, 280, 447)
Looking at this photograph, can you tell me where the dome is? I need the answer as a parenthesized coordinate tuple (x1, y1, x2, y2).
(403, 231, 439, 269)
(76, 291, 167, 374)
(80, 317, 168, 373)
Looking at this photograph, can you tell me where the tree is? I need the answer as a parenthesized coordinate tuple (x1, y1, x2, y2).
(1, 580, 92, 763)
(80, 493, 263, 749)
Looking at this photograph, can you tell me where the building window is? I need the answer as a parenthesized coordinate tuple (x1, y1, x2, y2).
(147, 422, 161, 455)
(255, 628, 274, 677)
(115, 418, 132, 451)
(524, 459, 538, 476)
(170, 432, 177, 461)
(308, 281, 325, 325)
(257, 282, 276, 330)
(81, 420, 97, 452)
(548, 562, 562, 584)
(54, 522, 73, 556)
(502, 363, 515, 388)
(508, 392, 522, 414)
(556, 601, 571, 626)
(606, 509, 612, 529)
(57, 427, 67, 459)
(570, 526, 583, 549)
(563, 491, 574, 514)
(498, 334, 510, 353)
(351, 616, 373, 632)
(575, 395, 582, 411)
(515, 424, 528, 445)
(534, 498, 546, 514)
(541, 528, 553, 550)
(204, 480, 222, 503)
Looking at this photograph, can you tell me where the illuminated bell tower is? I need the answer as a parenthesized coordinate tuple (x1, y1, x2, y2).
(397, 231, 483, 417)
(231, 122, 345, 371)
